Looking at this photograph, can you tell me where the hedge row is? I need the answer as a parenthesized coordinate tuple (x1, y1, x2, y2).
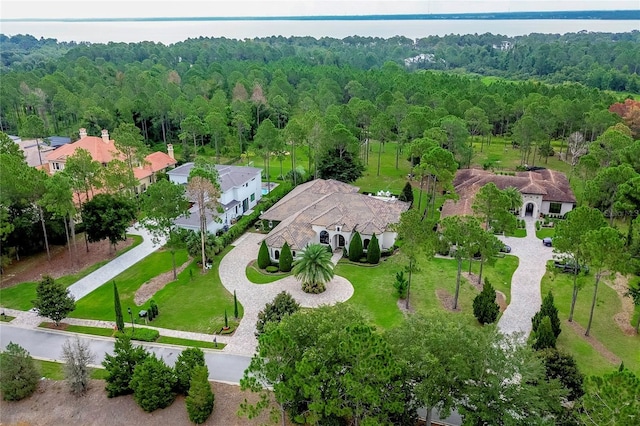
(116, 327, 160, 342)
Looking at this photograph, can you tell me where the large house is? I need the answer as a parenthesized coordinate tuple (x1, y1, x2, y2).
(440, 168, 576, 219)
(168, 162, 262, 234)
(45, 128, 177, 194)
(260, 179, 410, 262)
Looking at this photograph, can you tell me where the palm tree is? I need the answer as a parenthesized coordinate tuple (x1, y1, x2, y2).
(503, 186, 523, 213)
(293, 243, 334, 294)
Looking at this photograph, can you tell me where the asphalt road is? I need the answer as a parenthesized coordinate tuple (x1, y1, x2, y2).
(0, 325, 252, 384)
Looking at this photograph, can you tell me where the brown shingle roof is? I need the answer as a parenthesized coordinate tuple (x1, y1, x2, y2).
(441, 169, 576, 219)
(262, 179, 409, 250)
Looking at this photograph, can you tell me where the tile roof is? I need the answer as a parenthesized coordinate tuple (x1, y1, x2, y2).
(441, 168, 576, 218)
(262, 179, 409, 250)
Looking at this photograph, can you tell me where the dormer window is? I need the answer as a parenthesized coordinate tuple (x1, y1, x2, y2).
(336, 226, 341, 232)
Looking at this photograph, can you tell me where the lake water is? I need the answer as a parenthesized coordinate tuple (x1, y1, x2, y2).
(2, 19, 639, 44)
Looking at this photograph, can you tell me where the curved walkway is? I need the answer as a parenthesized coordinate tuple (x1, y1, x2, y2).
(67, 225, 166, 301)
(497, 217, 554, 339)
(219, 233, 354, 355)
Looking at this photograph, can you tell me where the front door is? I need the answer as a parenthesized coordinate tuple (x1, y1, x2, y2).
(338, 235, 345, 247)
(242, 198, 249, 213)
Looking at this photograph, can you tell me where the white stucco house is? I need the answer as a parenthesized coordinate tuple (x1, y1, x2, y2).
(168, 162, 262, 234)
(260, 179, 410, 262)
(440, 168, 576, 220)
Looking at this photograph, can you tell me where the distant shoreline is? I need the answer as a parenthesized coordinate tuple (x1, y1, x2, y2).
(3, 10, 640, 22)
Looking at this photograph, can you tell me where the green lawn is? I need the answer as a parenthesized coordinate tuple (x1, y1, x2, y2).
(245, 263, 291, 284)
(336, 253, 518, 330)
(145, 247, 243, 334)
(541, 264, 640, 376)
(33, 359, 107, 380)
(71, 248, 189, 321)
(0, 234, 143, 311)
(536, 227, 556, 240)
(0, 315, 15, 322)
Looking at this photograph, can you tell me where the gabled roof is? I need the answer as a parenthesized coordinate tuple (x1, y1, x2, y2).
(262, 179, 409, 250)
(440, 168, 576, 218)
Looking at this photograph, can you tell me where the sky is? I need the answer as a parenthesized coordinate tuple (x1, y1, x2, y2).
(2, 0, 639, 20)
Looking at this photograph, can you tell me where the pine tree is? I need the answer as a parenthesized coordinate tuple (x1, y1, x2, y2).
(186, 365, 214, 424)
(0, 342, 39, 401)
(113, 281, 124, 332)
(130, 355, 177, 412)
(174, 347, 205, 395)
(102, 335, 150, 397)
(279, 242, 293, 272)
(366, 234, 381, 264)
(257, 240, 270, 269)
(256, 291, 301, 336)
(472, 278, 500, 324)
(348, 231, 363, 262)
(532, 291, 561, 338)
(533, 316, 557, 350)
(399, 181, 414, 205)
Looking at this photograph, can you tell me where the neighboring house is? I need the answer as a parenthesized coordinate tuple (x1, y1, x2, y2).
(45, 128, 177, 194)
(440, 168, 576, 220)
(13, 135, 70, 168)
(168, 162, 262, 234)
(260, 179, 410, 262)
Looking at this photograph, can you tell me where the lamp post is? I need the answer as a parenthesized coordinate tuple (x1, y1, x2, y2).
(127, 307, 134, 331)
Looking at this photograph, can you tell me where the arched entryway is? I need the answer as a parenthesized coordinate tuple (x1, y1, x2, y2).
(334, 234, 346, 248)
(525, 202, 535, 217)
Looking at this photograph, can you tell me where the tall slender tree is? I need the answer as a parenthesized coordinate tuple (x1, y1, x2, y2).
(113, 281, 124, 332)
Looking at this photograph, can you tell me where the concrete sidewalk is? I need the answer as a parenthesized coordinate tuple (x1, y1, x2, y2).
(67, 225, 165, 301)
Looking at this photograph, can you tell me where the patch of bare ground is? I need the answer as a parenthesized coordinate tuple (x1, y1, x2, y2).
(606, 273, 637, 336)
(1, 235, 134, 289)
(0, 379, 285, 426)
(436, 288, 460, 312)
(396, 298, 415, 314)
(565, 320, 621, 366)
(134, 257, 192, 306)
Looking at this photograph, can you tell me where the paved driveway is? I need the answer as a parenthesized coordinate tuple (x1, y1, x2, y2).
(219, 233, 354, 355)
(497, 217, 554, 338)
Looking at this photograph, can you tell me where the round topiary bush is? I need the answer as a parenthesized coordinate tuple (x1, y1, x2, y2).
(265, 265, 279, 273)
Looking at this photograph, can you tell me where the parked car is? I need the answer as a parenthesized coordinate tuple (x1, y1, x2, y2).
(500, 244, 512, 253)
(542, 237, 553, 247)
(554, 260, 589, 274)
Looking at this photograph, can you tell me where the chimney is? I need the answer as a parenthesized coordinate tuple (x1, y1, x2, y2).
(79, 128, 87, 139)
(101, 129, 109, 143)
(167, 143, 174, 160)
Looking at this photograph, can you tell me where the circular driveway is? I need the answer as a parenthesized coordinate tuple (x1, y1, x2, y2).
(218, 233, 354, 355)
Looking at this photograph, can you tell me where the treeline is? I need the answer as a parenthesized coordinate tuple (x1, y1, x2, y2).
(1, 31, 639, 92)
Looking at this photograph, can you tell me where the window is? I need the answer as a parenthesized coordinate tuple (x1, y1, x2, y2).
(275, 250, 280, 260)
(549, 202, 562, 214)
(363, 239, 370, 250)
(250, 193, 255, 202)
(292, 251, 296, 257)
(336, 226, 341, 232)
(320, 230, 329, 244)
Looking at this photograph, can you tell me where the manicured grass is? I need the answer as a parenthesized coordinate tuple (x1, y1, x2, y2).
(536, 227, 556, 240)
(508, 228, 527, 238)
(336, 252, 518, 330)
(53, 324, 116, 337)
(157, 336, 224, 349)
(541, 264, 640, 376)
(33, 359, 107, 380)
(147, 247, 243, 334)
(0, 315, 15, 322)
(0, 234, 143, 311)
(71, 248, 189, 321)
(245, 263, 291, 284)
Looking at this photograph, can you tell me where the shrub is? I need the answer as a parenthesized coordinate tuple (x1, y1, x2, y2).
(532, 316, 557, 350)
(472, 278, 500, 324)
(256, 291, 301, 336)
(537, 348, 584, 401)
(279, 242, 293, 272)
(393, 271, 408, 298)
(436, 237, 451, 256)
(366, 234, 381, 264)
(348, 232, 363, 262)
(532, 291, 561, 338)
(265, 265, 279, 273)
(186, 365, 214, 424)
(103, 336, 150, 398)
(174, 348, 205, 395)
(150, 299, 159, 317)
(302, 281, 326, 294)
(257, 240, 271, 269)
(62, 336, 95, 395)
(115, 328, 159, 342)
(0, 342, 39, 401)
(399, 182, 414, 205)
(130, 354, 177, 412)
